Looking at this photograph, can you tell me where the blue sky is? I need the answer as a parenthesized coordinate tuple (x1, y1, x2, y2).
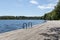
(0, 0, 58, 16)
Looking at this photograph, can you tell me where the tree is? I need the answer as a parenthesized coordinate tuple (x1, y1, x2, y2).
(43, 0, 60, 20)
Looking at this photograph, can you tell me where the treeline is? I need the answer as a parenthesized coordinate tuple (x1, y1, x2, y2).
(0, 16, 42, 20)
(43, 0, 60, 20)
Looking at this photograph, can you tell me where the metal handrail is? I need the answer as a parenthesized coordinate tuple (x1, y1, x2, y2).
(28, 22, 32, 28)
(22, 22, 32, 29)
(22, 23, 27, 29)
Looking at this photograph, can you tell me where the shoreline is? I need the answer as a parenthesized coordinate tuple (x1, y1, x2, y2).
(0, 20, 47, 34)
(0, 21, 60, 40)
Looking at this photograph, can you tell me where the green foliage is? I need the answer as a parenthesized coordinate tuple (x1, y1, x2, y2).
(0, 16, 42, 20)
(43, 0, 60, 20)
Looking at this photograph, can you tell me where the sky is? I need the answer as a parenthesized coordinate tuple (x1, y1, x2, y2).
(0, 0, 58, 16)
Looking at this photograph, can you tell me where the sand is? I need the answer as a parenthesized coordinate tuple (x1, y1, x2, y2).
(0, 21, 60, 40)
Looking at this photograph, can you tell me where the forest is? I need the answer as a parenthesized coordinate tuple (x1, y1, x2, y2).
(0, 16, 42, 20)
(43, 0, 60, 20)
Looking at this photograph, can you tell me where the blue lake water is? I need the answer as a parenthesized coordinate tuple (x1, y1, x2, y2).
(0, 20, 46, 33)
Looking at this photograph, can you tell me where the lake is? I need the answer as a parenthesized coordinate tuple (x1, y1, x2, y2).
(0, 20, 46, 33)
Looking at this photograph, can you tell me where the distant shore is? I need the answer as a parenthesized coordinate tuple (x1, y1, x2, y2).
(0, 16, 43, 20)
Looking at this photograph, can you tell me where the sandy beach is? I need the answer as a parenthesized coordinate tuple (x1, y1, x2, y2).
(0, 21, 60, 40)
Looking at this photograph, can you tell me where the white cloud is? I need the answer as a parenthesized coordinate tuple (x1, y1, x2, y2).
(30, 0, 38, 5)
(30, 0, 58, 10)
(47, 3, 56, 7)
(37, 3, 56, 10)
(47, 0, 58, 2)
(38, 5, 50, 10)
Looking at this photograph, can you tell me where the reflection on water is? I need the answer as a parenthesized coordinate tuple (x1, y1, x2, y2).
(0, 20, 46, 33)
